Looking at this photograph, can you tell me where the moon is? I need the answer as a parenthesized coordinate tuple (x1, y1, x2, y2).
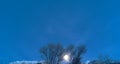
(63, 54, 70, 62)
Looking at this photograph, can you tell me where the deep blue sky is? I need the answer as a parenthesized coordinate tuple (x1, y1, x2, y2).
(0, 0, 120, 63)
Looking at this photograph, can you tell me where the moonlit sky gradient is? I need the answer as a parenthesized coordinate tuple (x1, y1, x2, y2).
(0, 0, 120, 63)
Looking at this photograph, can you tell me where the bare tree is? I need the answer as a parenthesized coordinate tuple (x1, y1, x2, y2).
(71, 45, 86, 64)
(89, 55, 113, 64)
(97, 55, 113, 64)
(40, 43, 64, 64)
(40, 44, 86, 64)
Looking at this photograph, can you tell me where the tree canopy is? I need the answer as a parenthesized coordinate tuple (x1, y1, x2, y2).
(40, 43, 86, 64)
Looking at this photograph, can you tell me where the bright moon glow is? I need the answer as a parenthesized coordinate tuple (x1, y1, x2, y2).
(63, 54, 70, 62)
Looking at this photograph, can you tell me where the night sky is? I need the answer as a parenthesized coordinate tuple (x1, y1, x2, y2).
(0, 0, 120, 63)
